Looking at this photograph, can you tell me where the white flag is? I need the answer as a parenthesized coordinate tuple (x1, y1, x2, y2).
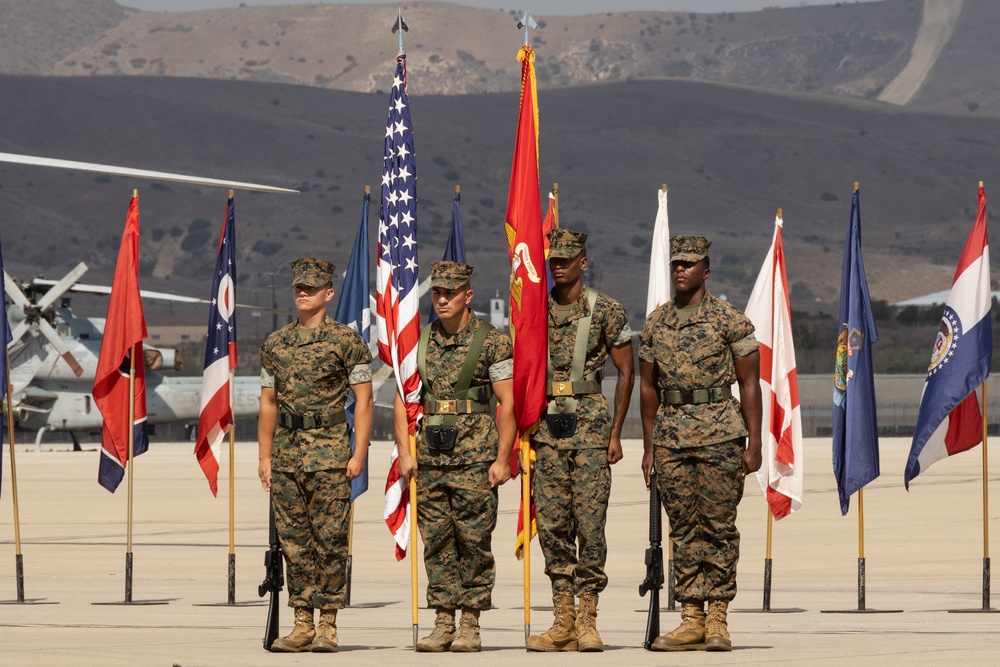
(745, 214, 803, 519)
(646, 187, 671, 315)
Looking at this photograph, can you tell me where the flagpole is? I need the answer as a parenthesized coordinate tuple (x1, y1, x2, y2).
(408, 433, 419, 647)
(6, 352, 24, 603)
(125, 341, 136, 604)
(982, 380, 991, 610)
(520, 433, 532, 641)
(763, 506, 773, 612)
(857, 487, 865, 611)
(551, 183, 559, 229)
(346, 504, 355, 607)
(227, 428, 236, 605)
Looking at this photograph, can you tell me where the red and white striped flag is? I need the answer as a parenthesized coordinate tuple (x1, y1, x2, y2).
(195, 195, 237, 496)
(376, 53, 422, 561)
(745, 213, 802, 519)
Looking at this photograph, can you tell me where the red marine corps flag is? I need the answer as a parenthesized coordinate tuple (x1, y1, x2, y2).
(93, 192, 149, 493)
(505, 43, 547, 561)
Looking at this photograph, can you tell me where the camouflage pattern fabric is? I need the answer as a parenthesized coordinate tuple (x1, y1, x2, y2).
(260, 315, 372, 473)
(272, 468, 351, 610)
(417, 464, 498, 611)
(290, 257, 335, 287)
(638, 292, 757, 449)
(533, 446, 611, 597)
(654, 439, 745, 602)
(532, 285, 631, 451)
(416, 314, 512, 465)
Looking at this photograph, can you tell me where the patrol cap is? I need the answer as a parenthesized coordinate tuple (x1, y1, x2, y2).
(547, 228, 588, 258)
(290, 258, 335, 287)
(430, 261, 474, 289)
(670, 235, 711, 263)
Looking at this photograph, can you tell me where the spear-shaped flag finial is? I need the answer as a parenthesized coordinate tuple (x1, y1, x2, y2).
(517, 9, 537, 46)
(392, 7, 409, 52)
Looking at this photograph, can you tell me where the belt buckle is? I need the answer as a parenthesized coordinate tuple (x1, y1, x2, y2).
(552, 382, 572, 397)
(692, 389, 709, 404)
(438, 400, 456, 414)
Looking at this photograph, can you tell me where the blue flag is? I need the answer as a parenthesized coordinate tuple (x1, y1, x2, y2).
(832, 187, 880, 515)
(0, 235, 11, 497)
(428, 189, 467, 322)
(335, 190, 371, 502)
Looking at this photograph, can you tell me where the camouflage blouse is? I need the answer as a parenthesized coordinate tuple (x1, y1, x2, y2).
(639, 292, 758, 449)
(260, 315, 372, 472)
(417, 314, 513, 466)
(532, 285, 632, 451)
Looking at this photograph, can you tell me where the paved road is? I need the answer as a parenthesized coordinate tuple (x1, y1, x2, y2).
(1, 437, 998, 665)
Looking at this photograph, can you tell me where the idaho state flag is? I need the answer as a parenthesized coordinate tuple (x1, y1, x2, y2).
(905, 185, 992, 488)
(93, 194, 149, 493)
(504, 45, 547, 559)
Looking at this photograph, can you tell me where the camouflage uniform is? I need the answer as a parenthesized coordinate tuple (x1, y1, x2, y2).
(260, 259, 372, 611)
(531, 229, 632, 599)
(639, 272, 757, 603)
(416, 262, 513, 611)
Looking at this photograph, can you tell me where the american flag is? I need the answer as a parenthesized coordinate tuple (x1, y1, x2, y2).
(376, 53, 422, 561)
(195, 195, 238, 497)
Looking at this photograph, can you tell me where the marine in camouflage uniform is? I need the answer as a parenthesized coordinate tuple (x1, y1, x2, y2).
(526, 228, 634, 653)
(638, 235, 762, 653)
(394, 261, 516, 653)
(257, 258, 373, 653)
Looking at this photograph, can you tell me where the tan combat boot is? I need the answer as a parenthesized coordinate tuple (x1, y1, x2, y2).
(705, 600, 732, 651)
(270, 607, 315, 652)
(415, 608, 455, 652)
(450, 608, 481, 652)
(576, 595, 604, 652)
(650, 601, 706, 651)
(309, 609, 338, 652)
(525, 595, 578, 652)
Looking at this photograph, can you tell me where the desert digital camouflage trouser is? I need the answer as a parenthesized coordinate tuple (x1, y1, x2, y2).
(417, 464, 498, 611)
(272, 467, 351, 610)
(533, 445, 612, 597)
(655, 438, 745, 603)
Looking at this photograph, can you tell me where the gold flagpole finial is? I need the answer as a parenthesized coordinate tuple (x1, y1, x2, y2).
(455, 185, 461, 195)
(365, 184, 371, 195)
(853, 181, 860, 192)
(777, 208, 783, 218)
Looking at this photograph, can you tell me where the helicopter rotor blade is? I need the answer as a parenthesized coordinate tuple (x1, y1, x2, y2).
(35, 262, 89, 311)
(37, 319, 84, 377)
(4, 270, 31, 309)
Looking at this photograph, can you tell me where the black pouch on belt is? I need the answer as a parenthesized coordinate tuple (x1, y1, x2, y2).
(425, 425, 459, 451)
(544, 413, 578, 439)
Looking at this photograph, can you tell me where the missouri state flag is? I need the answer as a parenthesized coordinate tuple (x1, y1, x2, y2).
(93, 193, 149, 493)
(905, 185, 992, 488)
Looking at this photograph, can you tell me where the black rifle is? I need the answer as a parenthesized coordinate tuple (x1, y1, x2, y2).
(259, 491, 284, 651)
(639, 471, 664, 650)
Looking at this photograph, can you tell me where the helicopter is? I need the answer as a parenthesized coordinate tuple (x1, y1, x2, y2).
(4, 262, 262, 448)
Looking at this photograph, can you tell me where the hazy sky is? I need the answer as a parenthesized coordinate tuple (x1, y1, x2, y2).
(118, 1, 856, 15)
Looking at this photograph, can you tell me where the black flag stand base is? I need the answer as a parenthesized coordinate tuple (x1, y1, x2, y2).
(0, 554, 59, 605)
(821, 558, 902, 614)
(194, 553, 265, 607)
(734, 559, 806, 614)
(93, 553, 172, 606)
(949, 558, 1000, 613)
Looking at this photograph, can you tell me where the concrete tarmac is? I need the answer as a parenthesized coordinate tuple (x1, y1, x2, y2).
(1, 438, 998, 665)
